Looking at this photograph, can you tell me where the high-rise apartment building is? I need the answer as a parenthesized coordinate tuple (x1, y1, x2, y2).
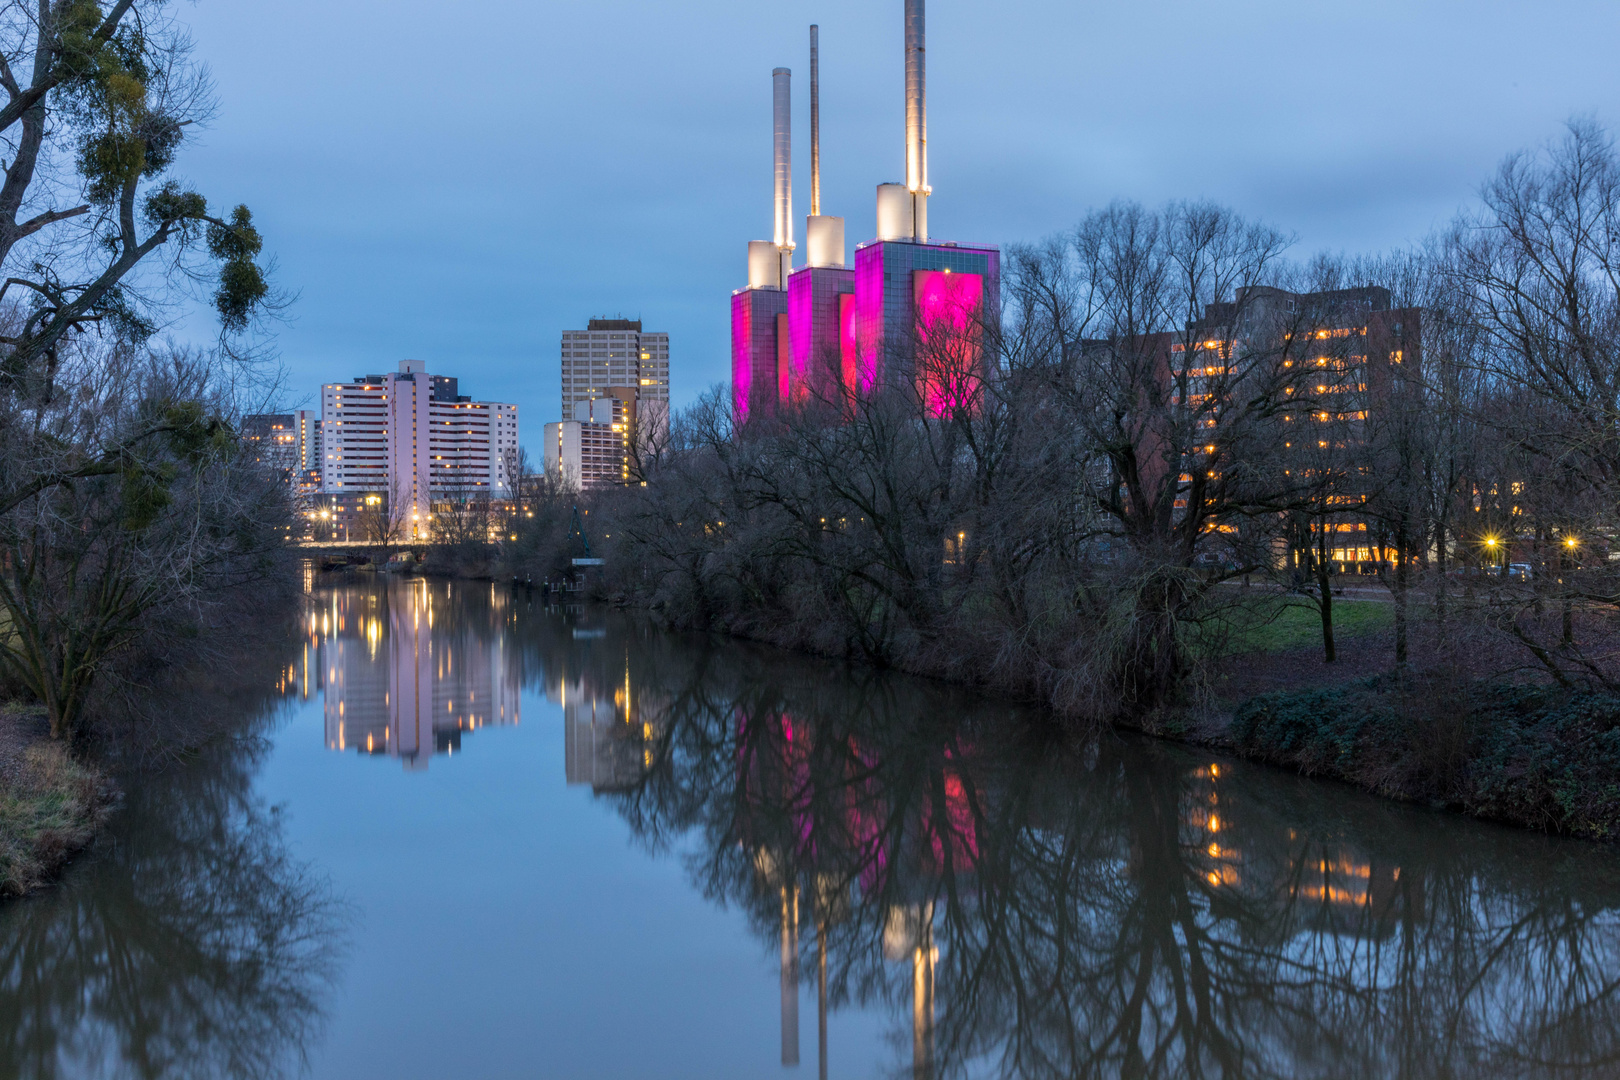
(241, 414, 300, 483)
(549, 318, 670, 489)
(1183, 284, 1421, 574)
(319, 360, 518, 536)
(559, 318, 668, 418)
(295, 408, 321, 469)
(544, 396, 637, 489)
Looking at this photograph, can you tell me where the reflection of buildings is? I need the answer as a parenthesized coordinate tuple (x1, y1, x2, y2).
(552, 639, 664, 792)
(1185, 762, 1420, 936)
(302, 580, 519, 770)
(738, 709, 962, 1080)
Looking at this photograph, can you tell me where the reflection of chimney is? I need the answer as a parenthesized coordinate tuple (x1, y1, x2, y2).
(885, 903, 935, 1080)
(904, 0, 928, 240)
(816, 918, 829, 1080)
(781, 885, 801, 1065)
(912, 932, 935, 1080)
(773, 67, 795, 287)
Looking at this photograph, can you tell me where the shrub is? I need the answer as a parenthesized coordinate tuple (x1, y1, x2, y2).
(1228, 679, 1620, 839)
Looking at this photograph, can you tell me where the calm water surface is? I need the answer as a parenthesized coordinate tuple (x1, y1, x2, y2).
(5, 576, 1620, 1079)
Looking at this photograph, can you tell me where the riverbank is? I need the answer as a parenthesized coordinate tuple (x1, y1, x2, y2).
(1142, 603, 1620, 840)
(1212, 676, 1620, 838)
(0, 705, 115, 898)
(626, 574, 1620, 843)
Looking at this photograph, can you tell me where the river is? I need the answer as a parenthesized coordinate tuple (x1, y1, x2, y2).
(3, 575, 1620, 1079)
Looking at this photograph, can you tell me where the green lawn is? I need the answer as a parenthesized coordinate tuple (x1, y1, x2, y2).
(1209, 596, 1395, 656)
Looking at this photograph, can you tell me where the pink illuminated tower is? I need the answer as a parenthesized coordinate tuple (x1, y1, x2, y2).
(853, 0, 998, 413)
(731, 67, 794, 423)
(787, 25, 855, 409)
(730, 1, 998, 423)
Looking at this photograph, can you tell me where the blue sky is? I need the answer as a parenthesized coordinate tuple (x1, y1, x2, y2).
(171, 0, 1619, 455)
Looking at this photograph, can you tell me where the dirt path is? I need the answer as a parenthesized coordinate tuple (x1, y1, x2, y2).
(0, 706, 48, 788)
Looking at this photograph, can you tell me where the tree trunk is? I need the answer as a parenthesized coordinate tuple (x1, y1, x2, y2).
(1561, 547, 1574, 647)
(1316, 527, 1335, 664)
(1393, 525, 1408, 667)
(1434, 516, 1448, 650)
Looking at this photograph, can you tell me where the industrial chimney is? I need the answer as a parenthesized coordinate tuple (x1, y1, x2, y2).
(810, 25, 821, 218)
(904, 0, 928, 241)
(773, 67, 794, 286)
(805, 25, 846, 268)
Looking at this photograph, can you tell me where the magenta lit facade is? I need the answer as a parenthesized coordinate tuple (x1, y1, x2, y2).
(732, 241, 998, 422)
(852, 240, 1000, 406)
(787, 265, 855, 405)
(731, 287, 788, 423)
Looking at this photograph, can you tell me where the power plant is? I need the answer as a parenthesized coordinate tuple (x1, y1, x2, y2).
(731, 0, 1000, 423)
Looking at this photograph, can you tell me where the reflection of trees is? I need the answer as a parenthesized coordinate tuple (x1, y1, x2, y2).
(565, 615, 1620, 1079)
(0, 735, 348, 1080)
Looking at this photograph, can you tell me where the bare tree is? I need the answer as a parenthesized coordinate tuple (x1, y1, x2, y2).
(501, 448, 596, 585)
(354, 480, 408, 558)
(1049, 202, 1341, 710)
(1440, 119, 1620, 686)
(0, 345, 291, 743)
(430, 484, 498, 578)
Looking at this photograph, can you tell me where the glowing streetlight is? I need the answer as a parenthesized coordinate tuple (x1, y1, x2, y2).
(1566, 536, 1580, 549)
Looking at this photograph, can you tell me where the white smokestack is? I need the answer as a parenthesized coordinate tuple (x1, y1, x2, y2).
(748, 240, 779, 288)
(810, 26, 821, 218)
(875, 183, 910, 241)
(806, 215, 845, 267)
(904, 0, 928, 241)
(773, 67, 794, 284)
(805, 25, 847, 267)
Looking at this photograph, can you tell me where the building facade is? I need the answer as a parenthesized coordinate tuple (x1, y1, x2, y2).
(294, 408, 322, 492)
(318, 360, 518, 537)
(559, 318, 668, 421)
(543, 394, 637, 489)
(241, 413, 300, 483)
(551, 319, 670, 489)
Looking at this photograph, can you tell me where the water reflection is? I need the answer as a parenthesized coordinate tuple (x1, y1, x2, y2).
(20, 580, 1619, 1079)
(301, 578, 521, 769)
(552, 613, 1620, 1080)
(549, 624, 666, 793)
(0, 736, 348, 1080)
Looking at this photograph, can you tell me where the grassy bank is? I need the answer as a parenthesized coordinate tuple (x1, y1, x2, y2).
(1214, 678, 1620, 839)
(1216, 597, 1393, 655)
(631, 572, 1620, 841)
(0, 706, 114, 899)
